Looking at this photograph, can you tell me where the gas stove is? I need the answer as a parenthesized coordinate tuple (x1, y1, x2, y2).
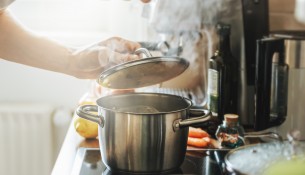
(71, 148, 228, 175)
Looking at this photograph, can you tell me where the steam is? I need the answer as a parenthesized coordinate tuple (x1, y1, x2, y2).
(149, 0, 240, 32)
(144, 0, 242, 101)
(149, 0, 202, 32)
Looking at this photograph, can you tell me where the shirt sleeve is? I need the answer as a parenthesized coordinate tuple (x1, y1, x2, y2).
(0, 0, 15, 10)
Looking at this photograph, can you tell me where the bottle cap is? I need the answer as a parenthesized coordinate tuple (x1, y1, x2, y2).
(224, 114, 239, 123)
(216, 23, 231, 36)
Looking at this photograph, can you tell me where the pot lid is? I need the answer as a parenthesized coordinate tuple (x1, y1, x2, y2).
(97, 48, 189, 89)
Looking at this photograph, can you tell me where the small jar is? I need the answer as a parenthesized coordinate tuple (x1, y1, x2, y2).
(215, 114, 245, 148)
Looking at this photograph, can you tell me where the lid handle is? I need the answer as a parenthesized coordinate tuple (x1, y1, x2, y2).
(135, 48, 153, 57)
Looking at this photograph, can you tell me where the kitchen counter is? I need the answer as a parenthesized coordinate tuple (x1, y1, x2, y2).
(52, 116, 99, 175)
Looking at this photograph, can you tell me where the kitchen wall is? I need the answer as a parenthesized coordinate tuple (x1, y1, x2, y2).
(269, 0, 305, 31)
(2, 0, 303, 110)
(0, 0, 303, 174)
(0, 0, 151, 110)
(0, 1, 153, 174)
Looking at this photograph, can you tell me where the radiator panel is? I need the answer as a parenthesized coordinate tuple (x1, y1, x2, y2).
(0, 104, 54, 175)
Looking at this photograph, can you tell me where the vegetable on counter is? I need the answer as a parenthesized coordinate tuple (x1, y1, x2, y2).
(188, 127, 209, 138)
(74, 116, 98, 139)
(187, 137, 211, 148)
(187, 127, 211, 148)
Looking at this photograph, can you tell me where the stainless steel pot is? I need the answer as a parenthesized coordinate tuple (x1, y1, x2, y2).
(76, 92, 214, 173)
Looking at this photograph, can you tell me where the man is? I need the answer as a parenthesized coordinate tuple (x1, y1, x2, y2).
(0, 0, 141, 79)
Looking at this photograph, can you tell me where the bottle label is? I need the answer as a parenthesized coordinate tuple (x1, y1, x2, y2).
(208, 69, 219, 114)
(208, 69, 218, 96)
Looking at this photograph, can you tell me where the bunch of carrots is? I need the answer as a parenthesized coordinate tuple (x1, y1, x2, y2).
(187, 127, 211, 148)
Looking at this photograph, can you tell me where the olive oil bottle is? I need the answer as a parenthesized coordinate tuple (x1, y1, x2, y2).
(207, 23, 238, 121)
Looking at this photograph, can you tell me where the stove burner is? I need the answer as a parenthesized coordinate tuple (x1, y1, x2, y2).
(72, 148, 228, 175)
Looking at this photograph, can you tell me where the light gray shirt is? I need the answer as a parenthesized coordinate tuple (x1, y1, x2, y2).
(0, 0, 15, 10)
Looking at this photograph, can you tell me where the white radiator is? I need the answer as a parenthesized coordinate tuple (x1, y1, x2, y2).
(0, 103, 55, 175)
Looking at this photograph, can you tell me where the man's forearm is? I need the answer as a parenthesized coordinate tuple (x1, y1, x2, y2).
(0, 9, 73, 75)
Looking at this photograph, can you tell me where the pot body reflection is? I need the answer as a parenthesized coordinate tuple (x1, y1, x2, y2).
(76, 93, 212, 173)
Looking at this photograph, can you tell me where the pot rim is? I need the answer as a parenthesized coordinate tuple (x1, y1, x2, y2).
(224, 141, 305, 174)
(224, 143, 263, 174)
(95, 92, 193, 115)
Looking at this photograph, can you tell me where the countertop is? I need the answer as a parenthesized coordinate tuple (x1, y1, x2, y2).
(51, 116, 99, 175)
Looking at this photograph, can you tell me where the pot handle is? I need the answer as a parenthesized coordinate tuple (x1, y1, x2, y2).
(76, 105, 104, 127)
(172, 109, 214, 131)
(244, 131, 283, 142)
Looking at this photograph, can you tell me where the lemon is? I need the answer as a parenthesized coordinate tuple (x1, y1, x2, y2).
(76, 91, 99, 139)
(74, 116, 98, 139)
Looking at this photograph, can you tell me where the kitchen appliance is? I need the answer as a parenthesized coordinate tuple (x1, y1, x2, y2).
(71, 148, 228, 175)
(141, 0, 270, 129)
(255, 31, 305, 140)
(76, 93, 216, 173)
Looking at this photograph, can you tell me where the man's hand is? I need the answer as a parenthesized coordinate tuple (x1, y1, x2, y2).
(68, 37, 141, 79)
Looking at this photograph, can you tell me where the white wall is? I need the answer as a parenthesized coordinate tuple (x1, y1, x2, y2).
(0, 0, 153, 110)
(0, 60, 88, 109)
(0, 1, 155, 174)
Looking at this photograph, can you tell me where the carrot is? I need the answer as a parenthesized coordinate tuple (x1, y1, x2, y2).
(187, 137, 211, 148)
(188, 127, 209, 138)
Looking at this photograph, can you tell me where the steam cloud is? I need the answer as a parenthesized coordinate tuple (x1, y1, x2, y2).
(145, 0, 242, 103)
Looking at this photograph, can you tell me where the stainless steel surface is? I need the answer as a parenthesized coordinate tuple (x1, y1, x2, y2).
(76, 105, 103, 127)
(272, 32, 305, 69)
(285, 39, 305, 68)
(244, 131, 283, 142)
(76, 93, 214, 173)
(173, 109, 213, 131)
(134, 48, 153, 57)
(97, 54, 189, 89)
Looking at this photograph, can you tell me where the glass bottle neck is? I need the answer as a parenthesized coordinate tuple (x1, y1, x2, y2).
(218, 35, 231, 53)
(223, 120, 238, 127)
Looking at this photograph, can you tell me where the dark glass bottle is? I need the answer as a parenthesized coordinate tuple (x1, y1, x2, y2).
(207, 23, 238, 121)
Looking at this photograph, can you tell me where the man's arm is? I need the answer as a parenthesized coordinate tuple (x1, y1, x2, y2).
(0, 9, 72, 75)
(0, 9, 140, 79)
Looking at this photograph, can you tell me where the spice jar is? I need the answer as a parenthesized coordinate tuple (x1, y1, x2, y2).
(215, 114, 245, 148)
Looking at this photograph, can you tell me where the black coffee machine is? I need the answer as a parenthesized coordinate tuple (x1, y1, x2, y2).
(221, 0, 270, 129)
(255, 32, 305, 140)
(255, 38, 287, 131)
